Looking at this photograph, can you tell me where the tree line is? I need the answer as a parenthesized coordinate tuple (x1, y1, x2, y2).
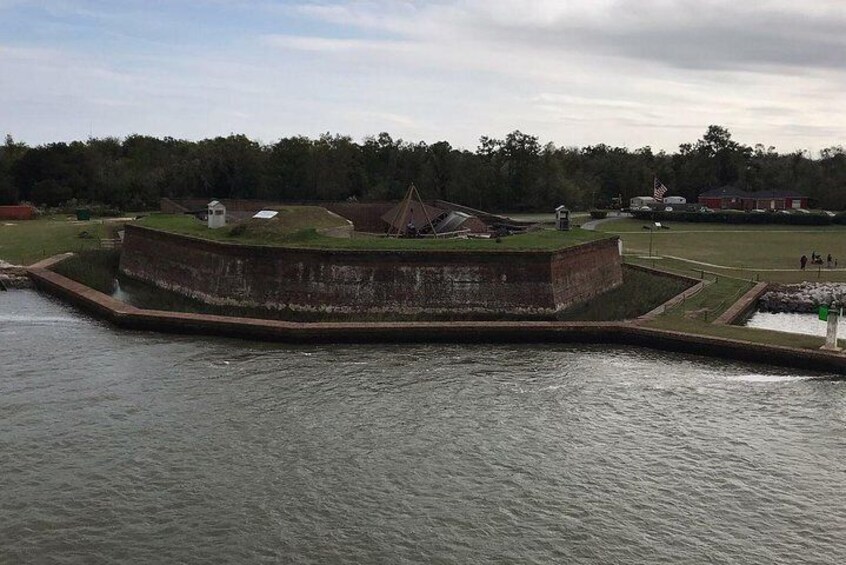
(1, 126, 844, 211)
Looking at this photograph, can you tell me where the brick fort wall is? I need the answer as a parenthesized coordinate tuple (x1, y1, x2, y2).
(119, 225, 622, 315)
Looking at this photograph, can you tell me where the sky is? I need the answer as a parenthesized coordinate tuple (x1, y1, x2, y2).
(2, 0, 846, 152)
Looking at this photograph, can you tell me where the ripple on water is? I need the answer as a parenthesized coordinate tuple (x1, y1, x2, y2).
(0, 291, 844, 564)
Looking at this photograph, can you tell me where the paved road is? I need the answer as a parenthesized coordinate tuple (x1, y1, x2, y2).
(581, 213, 631, 231)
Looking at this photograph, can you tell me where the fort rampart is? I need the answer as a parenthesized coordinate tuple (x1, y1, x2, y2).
(119, 225, 623, 315)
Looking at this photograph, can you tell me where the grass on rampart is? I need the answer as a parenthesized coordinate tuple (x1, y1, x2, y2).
(141, 207, 349, 242)
(0, 216, 113, 265)
(136, 213, 608, 251)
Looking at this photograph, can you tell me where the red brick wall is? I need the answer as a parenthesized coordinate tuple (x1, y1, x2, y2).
(120, 225, 622, 316)
(550, 240, 624, 311)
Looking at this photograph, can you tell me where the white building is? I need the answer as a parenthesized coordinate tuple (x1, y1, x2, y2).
(630, 196, 657, 209)
(208, 200, 226, 229)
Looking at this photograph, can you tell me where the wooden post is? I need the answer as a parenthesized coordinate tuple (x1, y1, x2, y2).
(387, 184, 414, 237)
(413, 183, 438, 236)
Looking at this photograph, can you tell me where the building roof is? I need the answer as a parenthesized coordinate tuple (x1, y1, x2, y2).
(749, 190, 807, 199)
(698, 186, 750, 199)
(208, 200, 224, 208)
(699, 186, 807, 200)
(432, 211, 473, 233)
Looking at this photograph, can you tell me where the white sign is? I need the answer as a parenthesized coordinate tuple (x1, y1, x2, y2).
(252, 210, 279, 219)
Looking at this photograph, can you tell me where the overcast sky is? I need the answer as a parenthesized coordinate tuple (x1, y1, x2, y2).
(2, 0, 845, 152)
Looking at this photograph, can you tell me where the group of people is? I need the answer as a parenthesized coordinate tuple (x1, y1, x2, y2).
(800, 252, 838, 270)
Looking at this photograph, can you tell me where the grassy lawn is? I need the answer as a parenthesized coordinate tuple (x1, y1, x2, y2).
(136, 213, 609, 251)
(636, 272, 828, 349)
(649, 316, 826, 349)
(0, 216, 116, 265)
(598, 218, 846, 283)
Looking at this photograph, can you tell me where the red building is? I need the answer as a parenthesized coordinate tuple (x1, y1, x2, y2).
(0, 205, 36, 220)
(698, 187, 809, 210)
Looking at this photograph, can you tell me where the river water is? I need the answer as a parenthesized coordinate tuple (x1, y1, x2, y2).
(1, 291, 844, 564)
(745, 311, 829, 338)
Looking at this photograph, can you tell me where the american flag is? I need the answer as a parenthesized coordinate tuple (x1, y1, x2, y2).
(653, 177, 669, 201)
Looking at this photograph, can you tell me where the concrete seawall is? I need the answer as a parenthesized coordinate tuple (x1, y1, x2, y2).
(714, 282, 770, 325)
(119, 225, 624, 316)
(27, 265, 846, 375)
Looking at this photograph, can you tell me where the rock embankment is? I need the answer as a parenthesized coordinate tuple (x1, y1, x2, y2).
(759, 282, 846, 313)
(0, 260, 32, 289)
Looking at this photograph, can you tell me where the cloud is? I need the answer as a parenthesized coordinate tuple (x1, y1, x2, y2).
(261, 34, 411, 54)
(3, 0, 846, 152)
(295, 0, 846, 73)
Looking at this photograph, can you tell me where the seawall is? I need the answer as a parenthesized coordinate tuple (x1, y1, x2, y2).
(27, 265, 846, 375)
(119, 225, 623, 316)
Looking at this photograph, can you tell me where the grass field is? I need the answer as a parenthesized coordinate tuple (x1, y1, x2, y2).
(136, 213, 608, 251)
(589, 216, 840, 346)
(598, 218, 846, 283)
(634, 274, 828, 349)
(0, 216, 117, 265)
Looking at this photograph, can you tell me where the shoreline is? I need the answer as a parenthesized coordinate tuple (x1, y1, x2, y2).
(24, 256, 846, 376)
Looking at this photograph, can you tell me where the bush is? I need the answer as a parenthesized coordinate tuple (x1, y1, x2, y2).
(589, 209, 608, 219)
(630, 209, 832, 225)
(833, 212, 846, 225)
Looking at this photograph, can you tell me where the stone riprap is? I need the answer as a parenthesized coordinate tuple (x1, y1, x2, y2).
(759, 282, 846, 313)
(0, 260, 31, 288)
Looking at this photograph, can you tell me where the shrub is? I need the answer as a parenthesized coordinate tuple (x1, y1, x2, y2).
(589, 209, 608, 219)
(630, 209, 832, 225)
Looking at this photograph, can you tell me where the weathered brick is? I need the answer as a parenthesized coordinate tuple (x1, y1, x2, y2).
(120, 225, 623, 315)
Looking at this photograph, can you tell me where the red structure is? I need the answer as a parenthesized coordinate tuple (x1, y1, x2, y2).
(120, 224, 624, 316)
(698, 187, 809, 210)
(0, 205, 36, 220)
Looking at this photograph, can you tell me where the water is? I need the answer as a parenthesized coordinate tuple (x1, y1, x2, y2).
(745, 311, 828, 337)
(1, 291, 844, 564)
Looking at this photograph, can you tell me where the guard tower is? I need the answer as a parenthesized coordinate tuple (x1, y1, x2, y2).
(208, 200, 226, 229)
(555, 205, 571, 231)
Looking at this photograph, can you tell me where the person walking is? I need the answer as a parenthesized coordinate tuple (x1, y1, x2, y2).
(800, 255, 808, 270)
